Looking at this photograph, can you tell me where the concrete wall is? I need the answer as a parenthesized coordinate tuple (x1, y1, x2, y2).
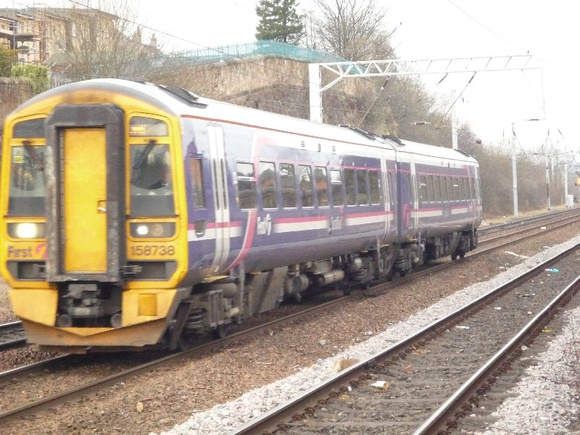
(158, 56, 373, 103)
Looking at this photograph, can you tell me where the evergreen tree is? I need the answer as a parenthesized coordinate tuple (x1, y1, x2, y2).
(255, 0, 304, 45)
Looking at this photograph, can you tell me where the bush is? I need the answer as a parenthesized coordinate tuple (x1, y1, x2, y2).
(0, 46, 17, 77)
(10, 64, 49, 93)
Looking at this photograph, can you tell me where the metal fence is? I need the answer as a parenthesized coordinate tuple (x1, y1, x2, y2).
(173, 40, 346, 65)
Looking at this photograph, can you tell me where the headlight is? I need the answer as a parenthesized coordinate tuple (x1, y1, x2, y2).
(130, 222, 175, 238)
(8, 222, 46, 239)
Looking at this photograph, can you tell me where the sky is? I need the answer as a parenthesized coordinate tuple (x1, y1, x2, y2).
(3, 0, 579, 159)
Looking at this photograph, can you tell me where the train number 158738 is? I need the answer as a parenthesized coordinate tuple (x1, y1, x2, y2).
(130, 245, 175, 257)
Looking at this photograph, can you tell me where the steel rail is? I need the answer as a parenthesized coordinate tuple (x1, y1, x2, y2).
(479, 210, 580, 244)
(414, 273, 580, 434)
(1, 210, 578, 423)
(0, 321, 25, 350)
(478, 208, 580, 237)
(232, 243, 580, 434)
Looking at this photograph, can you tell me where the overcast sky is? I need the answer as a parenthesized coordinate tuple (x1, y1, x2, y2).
(4, 0, 579, 156)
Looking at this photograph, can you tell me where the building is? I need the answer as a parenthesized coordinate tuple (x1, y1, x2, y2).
(0, 7, 158, 68)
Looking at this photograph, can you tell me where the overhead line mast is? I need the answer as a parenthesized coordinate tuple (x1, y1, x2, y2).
(308, 55, 543, 150)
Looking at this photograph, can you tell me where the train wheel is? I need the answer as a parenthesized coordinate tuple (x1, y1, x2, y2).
(213, 324, 229, 339)
(176, 335, 192, 352)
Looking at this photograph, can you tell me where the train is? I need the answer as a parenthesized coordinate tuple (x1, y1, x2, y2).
(0, 79, 482, 353)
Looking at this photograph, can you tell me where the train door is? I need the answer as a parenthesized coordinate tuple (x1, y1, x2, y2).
(380, 157, 390, 239)
(207, 124, 231, 273)
(396, 159, 417, 238)
(45, 104, 125, 283)
(63, 129, 107, 272)
(410, 161, 419, 230)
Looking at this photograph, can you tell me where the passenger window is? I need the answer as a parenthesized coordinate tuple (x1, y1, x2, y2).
(344, 168, 356, 205)
(467, 177, 474, 199)
(440, 176, 448, 201)
(357, 170, 369, 205)
(452, 178, 460, 200)
(236, 162, 257, 209)
(426, 175, 434, 202)
(189, 158, 205, 208)
(330, 169, 344, 206)
(433, 176, 441, 201)
(315, 166, 329, 207)
(298, 165, 314, 207)
(388, 171, 396, 206)
(260, 162, 278, 209)
(419, 175, 427, 203)
(446, 177, 453, 201)
(280, 163, 297, 208)
(369, 171, 381, 205)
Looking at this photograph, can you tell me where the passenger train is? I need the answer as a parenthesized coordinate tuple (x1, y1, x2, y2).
(0, 79, 482, 352)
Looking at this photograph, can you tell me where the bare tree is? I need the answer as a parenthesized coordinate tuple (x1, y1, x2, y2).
(312, 0, 394, 60)
(51, 0, 163, 81)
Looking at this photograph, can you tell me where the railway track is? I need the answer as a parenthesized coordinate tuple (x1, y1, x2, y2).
(0, 321, 26, 350)
(233, 242, 580, 434)
(1, 208, 578, 353)
(478, 208, 580, 245)
(478, 207, 580, 237)
(1, 208, 579, 426)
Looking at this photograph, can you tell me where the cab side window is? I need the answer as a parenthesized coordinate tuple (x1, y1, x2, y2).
(189, 158, 205, 208)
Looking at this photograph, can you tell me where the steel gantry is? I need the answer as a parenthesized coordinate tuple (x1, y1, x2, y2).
(308, 54, 541, 124)
(308, 54, 544, 218)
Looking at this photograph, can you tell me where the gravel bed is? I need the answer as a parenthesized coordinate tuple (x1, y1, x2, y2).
(167, 234, 580, 435)
(273, 251, 580, 434)
(473, 303, 580, 435)
(0, 221, 579, 434)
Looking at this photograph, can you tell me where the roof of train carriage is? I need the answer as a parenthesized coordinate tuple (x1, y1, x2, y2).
(7, 78, 477, 166)
(387, 138, 478, 165)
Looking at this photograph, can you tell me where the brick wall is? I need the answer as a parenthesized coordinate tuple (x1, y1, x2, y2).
(0, 77, 34, 124)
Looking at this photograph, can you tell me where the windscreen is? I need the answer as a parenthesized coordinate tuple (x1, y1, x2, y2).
(130, 143, 175, 216)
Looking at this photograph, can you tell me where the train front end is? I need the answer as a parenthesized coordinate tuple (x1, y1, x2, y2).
(0, 81, 189, 352)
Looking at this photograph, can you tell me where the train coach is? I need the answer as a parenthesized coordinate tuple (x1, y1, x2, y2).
(0, 79, 482, 352)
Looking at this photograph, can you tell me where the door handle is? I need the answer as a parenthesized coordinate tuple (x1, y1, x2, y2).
(194, 220, 206, 237)
(97, 200, 107, 213)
